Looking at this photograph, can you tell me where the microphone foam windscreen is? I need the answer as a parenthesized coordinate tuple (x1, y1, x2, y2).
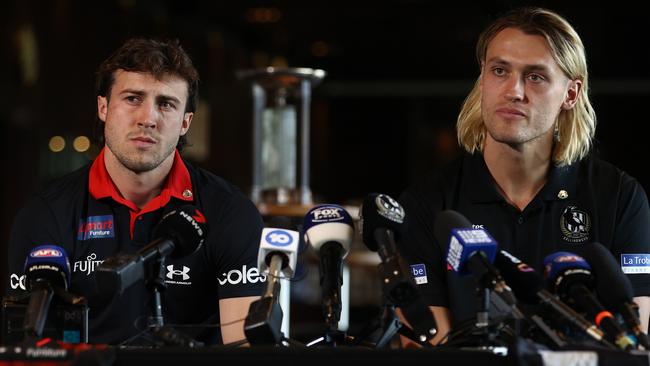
(543, 251, 593, 295)
(302, 204, 354, 253)
(572, 242, 634, 306)
(435, 210, 497, 275)
(359, 193, 405, 252)
(433, 210, 472, 248)
(494, 250, 544, 304)
(153, 205, 208, 258)
(23, 245, 71, 290)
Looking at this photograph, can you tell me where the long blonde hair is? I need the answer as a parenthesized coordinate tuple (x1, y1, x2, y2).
(457, 7, 596, 166)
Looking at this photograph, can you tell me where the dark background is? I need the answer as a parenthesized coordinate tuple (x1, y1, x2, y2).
(1, 0, 648, 342)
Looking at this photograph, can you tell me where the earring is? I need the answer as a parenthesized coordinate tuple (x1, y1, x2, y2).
(553, 124, 560, 142)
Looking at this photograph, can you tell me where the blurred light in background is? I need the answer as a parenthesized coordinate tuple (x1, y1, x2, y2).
(73, 136, 90, 153)
(48, 136, 65, 152)
(310, 41, 330, 58)
(16, 24, 39, 87)
(245, 7, 282, 23)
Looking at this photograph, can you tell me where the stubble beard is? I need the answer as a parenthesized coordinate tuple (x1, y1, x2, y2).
(106, 139, 177, 174)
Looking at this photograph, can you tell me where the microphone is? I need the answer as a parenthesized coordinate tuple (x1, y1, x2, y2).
(96, 205, 207, 295)
(571, 243, 650, 349)
(494, 249, 609, 345)
(435, 211, 517, 311)
(245, 220, 299, 345)
(22, 245, 71, 339)
(359, 193, 437, 343)
(544, 252, 636, 350)
(303, 204, 354, 330)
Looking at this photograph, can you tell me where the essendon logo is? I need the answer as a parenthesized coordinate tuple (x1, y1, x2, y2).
(30, 248, 63, 258)
(77, 215, 115, 241)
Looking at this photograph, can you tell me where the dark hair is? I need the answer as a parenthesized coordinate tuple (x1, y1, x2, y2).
(94, 38, 200, 150)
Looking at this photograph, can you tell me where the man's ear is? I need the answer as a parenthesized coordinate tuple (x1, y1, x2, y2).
(562, 79, 582, 110)
(180, 112, 193, 136)
(97, 96, 108, 122)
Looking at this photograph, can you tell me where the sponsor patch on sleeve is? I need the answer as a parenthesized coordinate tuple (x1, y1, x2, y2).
(410, 264, 428, 284)
(621, 254, 650, 274)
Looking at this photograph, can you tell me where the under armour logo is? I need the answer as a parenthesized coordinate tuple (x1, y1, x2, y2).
(166, 265, 190, 281)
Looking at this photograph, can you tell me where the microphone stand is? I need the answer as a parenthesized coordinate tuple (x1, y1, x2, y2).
(444, 270, 513, 351)
(244, 255, 285, 345)
(147, 258, 166, 330)
(359, 228, 436, 347)
(306, 243, 357, 348)
(122, 257, 202, 348)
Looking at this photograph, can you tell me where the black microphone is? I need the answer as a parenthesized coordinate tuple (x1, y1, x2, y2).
(544, 252, 636, 350)
(494, 249, 609, 345)
(571, 242, 650, 348)
(359, 193, 437, 343)
(96, 205, 207, 295)
(303, 204, 354, 331)
(434, 211, 518, 310)
(22, 245, 71, 339)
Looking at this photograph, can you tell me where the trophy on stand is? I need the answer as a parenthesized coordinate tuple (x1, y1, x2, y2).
(238, 67, 327, 341)
(237, 67, 326, 217)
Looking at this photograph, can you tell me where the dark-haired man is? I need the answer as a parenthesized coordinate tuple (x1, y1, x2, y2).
(6, 38, 264, 345)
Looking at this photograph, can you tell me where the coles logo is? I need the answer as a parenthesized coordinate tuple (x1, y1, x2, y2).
(218, 265, 266, 286)
(9, 273, 26, 290)
(30, 248, 63, 258)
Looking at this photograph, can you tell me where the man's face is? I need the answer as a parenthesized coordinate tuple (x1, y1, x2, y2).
(97, 70, 193, 173)
(480, 27, 580, 150)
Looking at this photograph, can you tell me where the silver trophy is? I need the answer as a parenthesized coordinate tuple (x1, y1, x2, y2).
(237, 67, 326, 206)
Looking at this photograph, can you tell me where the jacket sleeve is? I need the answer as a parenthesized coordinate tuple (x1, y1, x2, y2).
(210, 192, 265, 299)
(398, 183, 449, 307)
(611, 177, 650, 296)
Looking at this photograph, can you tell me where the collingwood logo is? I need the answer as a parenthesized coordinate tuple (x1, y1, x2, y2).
(375, 194, 405, 224)
(165, 265, 191, 285)
(73, 253, 104, 275)
(560, 205, 591, 243)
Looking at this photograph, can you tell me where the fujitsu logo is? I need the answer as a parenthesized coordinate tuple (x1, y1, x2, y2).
(73, 253, 104, 276)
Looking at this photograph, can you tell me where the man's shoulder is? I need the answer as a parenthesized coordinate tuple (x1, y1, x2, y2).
(36, 164, 90, 204)
(184, 162, 253, 207)
(579, 154, 639, 188)
(11, 164, 90, 243)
